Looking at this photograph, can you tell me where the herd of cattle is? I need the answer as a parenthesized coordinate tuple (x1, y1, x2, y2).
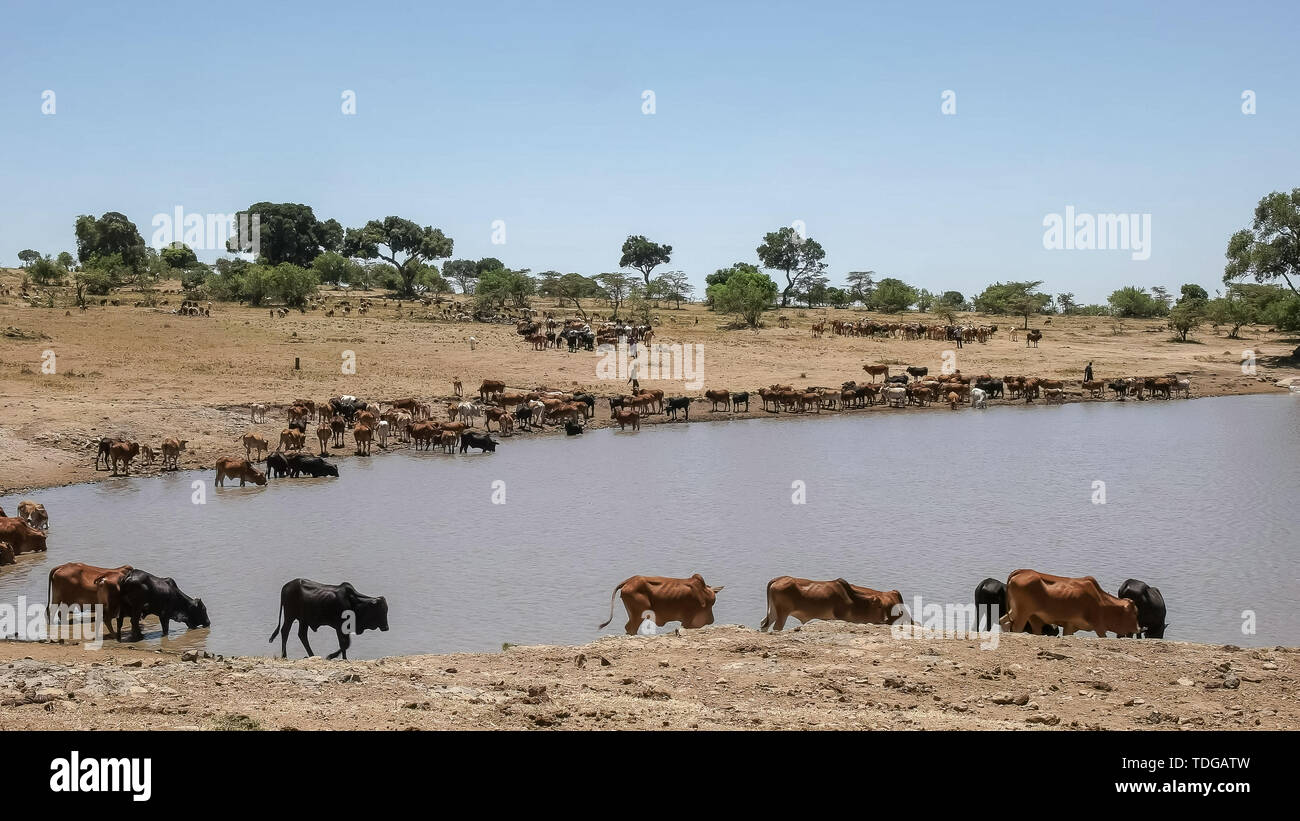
(601, 570, 1167, 642)
(86, 358, 1195, 487)
(5, 493, 1169, 661)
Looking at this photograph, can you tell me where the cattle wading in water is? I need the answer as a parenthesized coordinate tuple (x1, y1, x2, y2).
(268, 578, 389, 659)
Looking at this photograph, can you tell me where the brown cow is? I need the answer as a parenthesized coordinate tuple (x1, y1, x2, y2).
(279, 428, 306, 452)
(331, 414, 347, 446)
(598, 574, 724, 635)
(17, 500, 48, 531)
(759, 576, 904, 632)
(480, 380, 505, 402)
(242, 431, 269, 461)
(215, 456, 267, 487)
(1001, 569, 1141, 637)
(0, 543, 13, 566)
(354, 424, 373, 455)
(438, 430, 459, 453)
(0, 517, 48, 554)
(409, 421, 440, 451)
(614, 409, 641, 431)
(108, 441, 140, 475)
(47, 563, 133, 636)
(161, 437, 187, 470)
(863, 364, 889, 382)
(704, 389, 730, 411)
(316, 423, 332, 455)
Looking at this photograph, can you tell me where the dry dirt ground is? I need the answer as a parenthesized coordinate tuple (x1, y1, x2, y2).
(0, 623, 1294, 730)
(2, 270, 1297, 495)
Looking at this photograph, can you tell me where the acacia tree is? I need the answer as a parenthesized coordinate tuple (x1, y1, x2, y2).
(653, 271, 693, 308)
(756, 226, 827, 307)
(619, 235, 672, 287)
(1226, 188, 1300, 297)
(541, 272, 595, 319)
(595, 272, 635, 319)
(342, 217, 453, 297)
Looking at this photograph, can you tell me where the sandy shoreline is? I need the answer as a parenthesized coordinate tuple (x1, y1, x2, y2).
(0, 623, 1294, 730)
(2, 274, 1298, 496)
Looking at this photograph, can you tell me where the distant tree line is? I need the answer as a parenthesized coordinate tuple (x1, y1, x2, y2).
(11, 189, 1299, 332)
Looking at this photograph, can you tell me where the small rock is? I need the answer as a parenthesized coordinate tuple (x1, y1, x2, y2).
(1223, 675, 1240, 690)
(181, 649, 200, 662)
(1177, 678, 1194, 686)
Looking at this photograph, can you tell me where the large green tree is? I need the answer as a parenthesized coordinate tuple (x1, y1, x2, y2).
(872, 277, 919, 313)
(619, 235, 672, 288)
(228, 202, 341, 267)
(75, 212, 148, 274)
(342, 217, 454, 297)
(1107, 286, 1165, 318)
(1225, 188, 1300, 297)
(707, 269, 778, 327)
(756, 226, 827, 307)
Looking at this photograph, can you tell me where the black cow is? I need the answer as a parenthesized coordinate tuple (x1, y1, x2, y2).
(572, 393, 596, 417)
(117, 569, 210, 642)
(974, 379, 1004, 399)
(1118, 578, 1167, 639)
(268, 579, 389, 659)
(459, 432, 498, 453)
(974, 577, 1060, 635)
(329, 397, 367, 422)
(95, 437, 116, 470)
(514, 404, 533, 430)
(665, 396, 691, 420)
(731, 391, 750, 412)
(906, 366, 928, 381)
(885, 374, 910, 386)
(266, 451, 290, 479)
(287, 454, 339, 478)
(564, 420, 584, 436)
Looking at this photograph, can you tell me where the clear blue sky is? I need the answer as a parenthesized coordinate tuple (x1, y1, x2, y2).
(2, 0, 1296, 304)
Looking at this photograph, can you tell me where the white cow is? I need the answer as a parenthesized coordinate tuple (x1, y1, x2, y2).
(970, 387, 988, 409)
(1174, 378, 1191, 399)
(457, 402, 482, 425)
(885, 387, 908, 408)
(528, 399, 546, 427)
(251, 403, 267, 423)
(377, 420, 390, 449)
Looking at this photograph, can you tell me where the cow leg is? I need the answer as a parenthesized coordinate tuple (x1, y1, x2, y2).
(278, 617, 294, 658)
(328, 629, 350, 659)
(129, 613, 145, 642)
(772, 612, 789, 631)
(159, 616, 170, 637)
(297, 622, 315, 657)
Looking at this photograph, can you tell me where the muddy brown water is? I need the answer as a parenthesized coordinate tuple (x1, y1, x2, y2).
(2, 393, 1297, 658)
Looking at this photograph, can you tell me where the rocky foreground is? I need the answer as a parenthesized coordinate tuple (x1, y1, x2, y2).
(0, 624, 1294, 730)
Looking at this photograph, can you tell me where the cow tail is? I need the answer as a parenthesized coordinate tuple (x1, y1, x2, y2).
(268, 602, 284, 643)
(759, 578, 776, 631)
(596, 581, 625, 629)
